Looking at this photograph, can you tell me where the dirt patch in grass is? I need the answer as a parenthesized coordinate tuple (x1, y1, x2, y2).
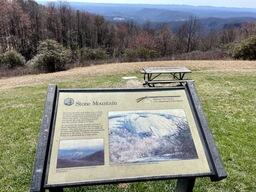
(0, 60, 256, 90)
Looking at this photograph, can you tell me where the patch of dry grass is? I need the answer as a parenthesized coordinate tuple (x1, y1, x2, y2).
(0, 60, 256, 90)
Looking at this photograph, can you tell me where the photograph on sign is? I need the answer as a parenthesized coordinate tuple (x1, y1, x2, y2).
(109, 110, 198, 164)
(57, 139, 104, 169)
(46, 89, 211, 186)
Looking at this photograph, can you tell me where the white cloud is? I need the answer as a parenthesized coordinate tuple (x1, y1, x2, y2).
(59, 139, 103, 150)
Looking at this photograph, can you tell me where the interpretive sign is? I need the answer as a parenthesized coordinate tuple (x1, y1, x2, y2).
(31, 82, 227, 192)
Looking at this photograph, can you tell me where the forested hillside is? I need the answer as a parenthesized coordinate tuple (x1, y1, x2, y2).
(0, 0, 256, 75)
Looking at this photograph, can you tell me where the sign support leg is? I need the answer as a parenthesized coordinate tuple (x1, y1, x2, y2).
(49, 187, 64, 192)
(175, 178, 196, 192)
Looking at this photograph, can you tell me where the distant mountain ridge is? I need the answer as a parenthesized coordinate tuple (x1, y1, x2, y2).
(37, 1, 256, 31)
(64, 2, 256, 19)
(37, 2, 256, 20)
(57, 150, 104, 168)
(58, 147, 101, 159)
(167, 17, 256, 32)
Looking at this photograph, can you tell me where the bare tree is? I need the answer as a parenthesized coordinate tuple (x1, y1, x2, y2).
(177, 16, 201, 53)
(156, 25, 174, 56)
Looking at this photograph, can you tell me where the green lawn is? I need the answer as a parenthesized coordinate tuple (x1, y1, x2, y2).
(0, 71, 255, 192)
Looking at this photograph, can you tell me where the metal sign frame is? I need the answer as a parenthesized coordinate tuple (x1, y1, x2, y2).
(30, 81, 227, 192)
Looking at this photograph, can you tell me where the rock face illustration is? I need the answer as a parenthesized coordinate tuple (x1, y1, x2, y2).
(109, 110, 198, 164)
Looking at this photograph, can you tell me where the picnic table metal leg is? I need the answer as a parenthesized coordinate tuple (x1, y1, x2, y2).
(173, 73, 179, 80)
(148, 74, 153, 87)
(175, 178, 196, 192)
(180, 73, 186, 80)
(148, 82, 154, 87)
(151, 73, 162, 81)
(143, 73, 147, 86)
(149, 73, 153, 81)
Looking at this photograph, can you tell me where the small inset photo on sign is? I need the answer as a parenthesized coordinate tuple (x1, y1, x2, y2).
(109, 110, 198, 164)
(57, 139, 104, 169)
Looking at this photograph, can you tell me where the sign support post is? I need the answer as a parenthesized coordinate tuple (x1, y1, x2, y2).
(48, 187, 64, 192)
(176, 178, 196, 192)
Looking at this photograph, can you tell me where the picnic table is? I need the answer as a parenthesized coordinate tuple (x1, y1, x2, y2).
(141, 66, 191, 87)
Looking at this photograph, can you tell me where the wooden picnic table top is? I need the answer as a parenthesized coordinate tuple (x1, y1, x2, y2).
(141, 67, 191, 74)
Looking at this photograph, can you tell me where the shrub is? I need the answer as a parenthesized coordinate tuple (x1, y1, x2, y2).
(137, 48, 159, 60)
(124, 48, 160, 62)
(26, 54, 44, 70)
(0, 50, 25, 69)
(231, 36, 256, 60)
(29, 39, 71, 72)
(79, 48, 108, 62)
(123, 49, 138, 62)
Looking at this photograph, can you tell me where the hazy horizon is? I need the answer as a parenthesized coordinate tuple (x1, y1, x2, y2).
(37, 0, 256, 9)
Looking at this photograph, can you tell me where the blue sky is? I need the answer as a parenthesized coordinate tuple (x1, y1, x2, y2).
(41, 0, 256, 8)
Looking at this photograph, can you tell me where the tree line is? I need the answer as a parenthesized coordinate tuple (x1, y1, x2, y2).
(0, 0, 256, 73)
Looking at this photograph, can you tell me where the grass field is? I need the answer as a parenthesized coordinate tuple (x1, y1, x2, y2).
(0, 61, 256, 191)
